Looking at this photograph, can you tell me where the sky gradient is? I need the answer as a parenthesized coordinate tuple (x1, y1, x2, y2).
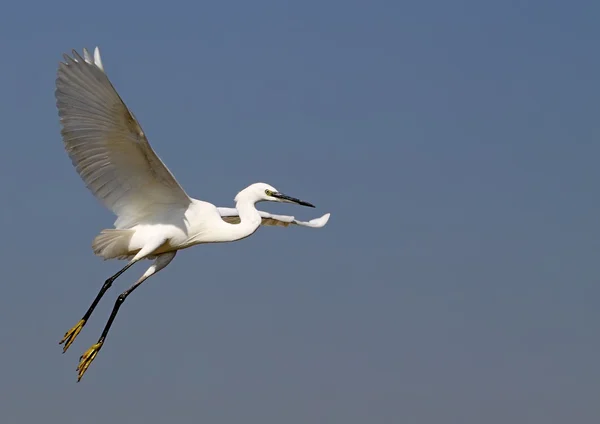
(0, 1, 599, 423)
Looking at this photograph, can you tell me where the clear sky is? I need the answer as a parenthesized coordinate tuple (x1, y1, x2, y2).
(0, 1, 598, 423)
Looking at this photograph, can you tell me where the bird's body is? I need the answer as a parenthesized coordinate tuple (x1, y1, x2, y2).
(93, 189, 318, 260)
(94, 198, 256, 260)
(55, 47, 330, 381)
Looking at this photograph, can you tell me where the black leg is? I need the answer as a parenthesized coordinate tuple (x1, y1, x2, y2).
(59, 261, 136, 352)
(76, 282, 144, 382)
(84, 261, 136, 321)
(75, 251, 176, 381)
(98, 279, 144, 345)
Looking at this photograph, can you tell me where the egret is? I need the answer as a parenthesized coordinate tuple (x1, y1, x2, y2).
(55, 47, 330, 381)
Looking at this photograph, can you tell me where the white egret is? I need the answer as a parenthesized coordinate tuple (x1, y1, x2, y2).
(55, 47, 330, 381)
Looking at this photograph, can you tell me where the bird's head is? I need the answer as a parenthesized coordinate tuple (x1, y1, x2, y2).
(235, 182, 315, 207)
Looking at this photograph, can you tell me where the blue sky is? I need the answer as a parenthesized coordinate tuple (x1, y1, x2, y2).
(0, 1, 599, 423)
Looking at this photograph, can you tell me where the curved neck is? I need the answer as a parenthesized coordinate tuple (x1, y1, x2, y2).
(227, 198, 262, 241)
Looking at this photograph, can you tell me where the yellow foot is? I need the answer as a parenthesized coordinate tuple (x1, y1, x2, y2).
(59, 319, 86, 353)
(76, 340, 103, 382)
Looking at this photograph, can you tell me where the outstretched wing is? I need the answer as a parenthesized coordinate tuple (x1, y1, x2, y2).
(55, 47, 191, 228)
(217, 208, 331, 228)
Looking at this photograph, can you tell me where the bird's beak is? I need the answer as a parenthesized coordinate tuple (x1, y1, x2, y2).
(272, 192, 315, 208)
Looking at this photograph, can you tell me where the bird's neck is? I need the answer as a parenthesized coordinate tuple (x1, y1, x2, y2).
(229, 198, 262, 241)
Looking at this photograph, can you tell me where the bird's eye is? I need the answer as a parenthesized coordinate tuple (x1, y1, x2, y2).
(265, 189, 273, 196)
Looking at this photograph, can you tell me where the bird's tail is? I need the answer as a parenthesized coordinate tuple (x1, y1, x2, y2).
(92, 229, 135, 260)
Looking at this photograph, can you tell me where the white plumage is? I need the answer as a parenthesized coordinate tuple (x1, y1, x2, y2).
(56, 47, 330, 381)
(218, 207, 331, 228)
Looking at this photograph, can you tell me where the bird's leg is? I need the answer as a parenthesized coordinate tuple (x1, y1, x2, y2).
(76, 251, 176, 382)
(59, 260, 137, 353)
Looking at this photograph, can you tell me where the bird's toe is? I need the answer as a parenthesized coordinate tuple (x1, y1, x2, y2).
(76, 341, 103, 381)
(59, 319, 86, 353)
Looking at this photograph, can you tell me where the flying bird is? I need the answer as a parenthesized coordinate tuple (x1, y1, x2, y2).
(55, 47, 330, 381)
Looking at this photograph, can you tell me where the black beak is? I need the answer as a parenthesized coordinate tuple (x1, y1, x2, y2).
(272, 192, 315, 208)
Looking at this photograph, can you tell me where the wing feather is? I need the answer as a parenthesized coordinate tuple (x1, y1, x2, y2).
(217, 208, 330, 229)
(55, 47, 191, 228)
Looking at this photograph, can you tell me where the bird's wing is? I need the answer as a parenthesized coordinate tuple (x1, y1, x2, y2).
(55, 47, 191, 229)
(217, 208, 331, 228)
